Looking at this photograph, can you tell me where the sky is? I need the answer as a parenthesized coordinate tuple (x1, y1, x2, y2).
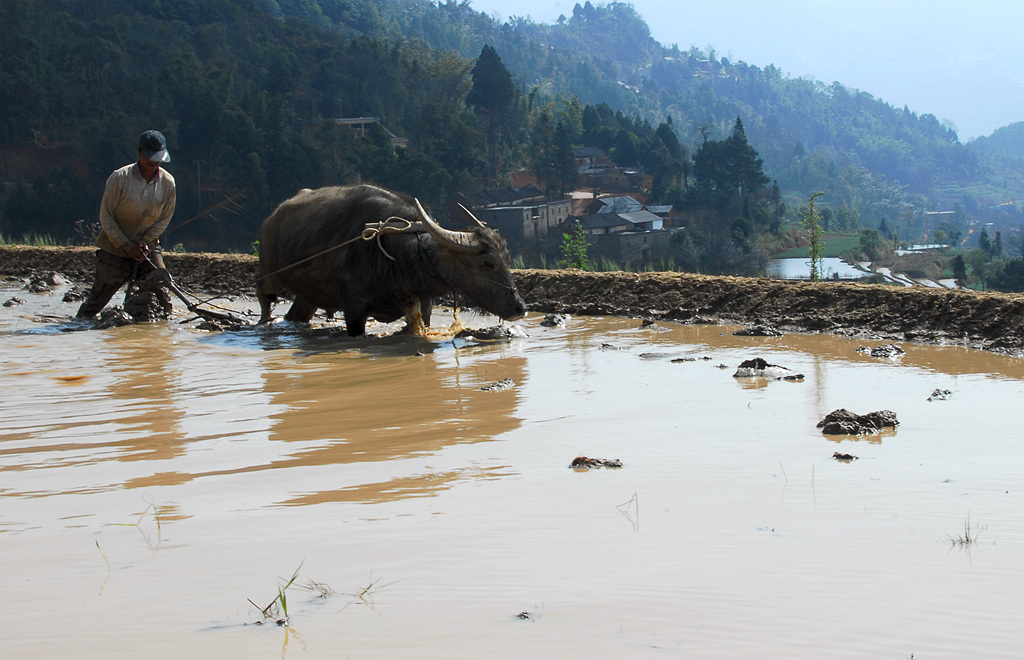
(468, 0, 1024, 141)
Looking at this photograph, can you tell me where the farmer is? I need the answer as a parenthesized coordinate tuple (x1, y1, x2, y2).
(77, 130, 176, 318)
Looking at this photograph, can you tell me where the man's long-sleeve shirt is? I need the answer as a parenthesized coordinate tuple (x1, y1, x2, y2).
(95, 163, 176, 256)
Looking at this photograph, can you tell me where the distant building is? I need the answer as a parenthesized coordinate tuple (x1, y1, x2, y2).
(570, 214, 632, 236)
(332, 117, 407, 148)
(573, 148, 645, 190)
(645, 205, 676, 223)
(301, 116, 407, 148)
(588, 194, 644, 215)
(454, 185, 544, 209)
(573, 147, 611, 172)
(619, 210, 663, 231)
(597, 230, 676, 265)
(453, 186, 680, 268)
(450, 186, 571, 253)
(559, 212, 677, 266)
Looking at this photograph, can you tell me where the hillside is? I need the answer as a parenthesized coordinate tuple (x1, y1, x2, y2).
(973, 122, 1024, 160)
(299, 1, 1024, 211)
(1, 0, 1022, 256)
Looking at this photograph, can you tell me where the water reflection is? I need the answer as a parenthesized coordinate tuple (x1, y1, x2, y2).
(822, 428, 896, 445)
(103, 327, 185, 462)
(258, 347, 525, 460)
(277, 465, 516, 506)
(0, 313, 527, 505)
(3, 306, 1023, 507)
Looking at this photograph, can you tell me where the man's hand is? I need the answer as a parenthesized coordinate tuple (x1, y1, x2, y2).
(127, 242, 149, 262)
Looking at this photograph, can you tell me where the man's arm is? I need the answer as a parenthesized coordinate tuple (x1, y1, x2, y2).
(98, 171, 132, 251)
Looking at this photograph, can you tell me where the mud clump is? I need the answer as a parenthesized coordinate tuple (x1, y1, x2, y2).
(479, 378, 515, 392)
(458, 326, 528, 341)
(25, 272, 69, 293)
(62, 286, 88, 302)
(857, 344, 906, 358)
(570, 456, 623, 469)
(733, 357, 804, 381)
(734, 323, 783, 337)
(95, 306, 134, 329)
(540, 313, 570, 327)
(124, 288, 171, 322)
(817, 408, 899, 435)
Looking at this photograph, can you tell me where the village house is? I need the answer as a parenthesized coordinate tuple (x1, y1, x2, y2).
(451, 187, 681, 268)
(561, 215, 677, 267)
(587, 194, 643, 215)
(558, 193, 680, 266)
(449, 186, 572, 254)
(573, 146, 644, 190)
(301, 115, 407, 148)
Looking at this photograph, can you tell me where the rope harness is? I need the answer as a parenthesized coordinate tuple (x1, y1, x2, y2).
(255, 216, 424, 283)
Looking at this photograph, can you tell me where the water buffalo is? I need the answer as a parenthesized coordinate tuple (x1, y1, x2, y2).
(256, 184, 526, 335)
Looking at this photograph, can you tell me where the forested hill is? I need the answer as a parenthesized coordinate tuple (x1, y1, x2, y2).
(973, 122, 1024, 160)
(2, 0, 1021, 251)
(335, 1, 1023, 197)
(275, 0, 1024, 222)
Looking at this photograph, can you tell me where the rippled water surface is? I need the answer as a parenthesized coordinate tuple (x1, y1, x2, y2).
(2, 284, 1023, 658)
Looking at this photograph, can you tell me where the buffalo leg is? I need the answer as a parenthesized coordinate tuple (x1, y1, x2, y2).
(284, 298, 317, 323)
(253, 292, 274, 323)
(343, 308, 367, 336)
(400, 300, 426, 336)
(419, 295, 432, 328)
(257, 292, 277, 324)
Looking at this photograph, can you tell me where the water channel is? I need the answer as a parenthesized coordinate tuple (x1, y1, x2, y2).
(2, 285, 1022, 658)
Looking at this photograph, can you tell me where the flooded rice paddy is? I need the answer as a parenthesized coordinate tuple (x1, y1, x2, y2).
(2, 284, 1023, 658)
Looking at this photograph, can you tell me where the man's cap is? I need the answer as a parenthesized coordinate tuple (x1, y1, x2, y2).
(139, 130, 171, 163)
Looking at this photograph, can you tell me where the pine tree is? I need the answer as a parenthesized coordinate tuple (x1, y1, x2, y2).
(979, 228, 993, 256)
(552, 121, 578, 197)
(467, 45, 514, 183)
(952, 254, 968, 284)
(725, 117, 769, 195)
(692, 116, 768, 208)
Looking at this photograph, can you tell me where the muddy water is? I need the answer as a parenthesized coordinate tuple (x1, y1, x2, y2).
(2, 286, 1023, 659)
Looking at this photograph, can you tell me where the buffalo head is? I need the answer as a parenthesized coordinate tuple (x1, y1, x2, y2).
(415, 199, 526, 322)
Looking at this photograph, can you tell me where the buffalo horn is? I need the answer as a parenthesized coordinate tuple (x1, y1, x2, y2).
(458, 203, 487, 228)
(415, 198, 480, 252)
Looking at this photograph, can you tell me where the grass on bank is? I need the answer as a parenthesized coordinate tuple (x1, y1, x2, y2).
(0, 232, 59, 247)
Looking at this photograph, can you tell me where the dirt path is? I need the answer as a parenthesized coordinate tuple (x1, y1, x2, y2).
(4, 245, 1023, 354)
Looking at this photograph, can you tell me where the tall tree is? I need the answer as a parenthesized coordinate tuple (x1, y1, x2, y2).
(979, 228, 993, 256)
(551, 120, 578, 197)
(466, 44, 514, 183)
(725, 117, 769, 196)
(611, 129, 640, 167)
(692, 117, 768, 209)
(952, 254, 968, 284)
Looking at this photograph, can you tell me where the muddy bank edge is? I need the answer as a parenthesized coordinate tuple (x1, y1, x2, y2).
(3, 246, 1023, 354)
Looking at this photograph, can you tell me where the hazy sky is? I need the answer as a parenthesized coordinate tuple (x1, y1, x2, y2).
(468, 0, 1023, 141)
